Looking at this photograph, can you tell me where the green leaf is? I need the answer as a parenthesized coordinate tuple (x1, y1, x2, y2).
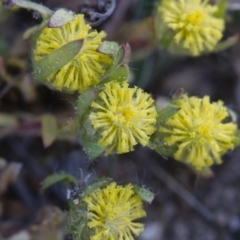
(42, 173, 78, 189)
(33, 39, 83, 80)
(41, 114, 58, 148)
(235, 131, 240, 147)
(98, 41, 120, 57)
(48, 9, 75, 27)
(81, 140, 105, 160)
(0, 113, 18, 128)
(213, 35, 239, 53)
(160, 29, 175, 48)
(100, 65, 129, 85)
(214, 0, 228, 18)
(98, 41, 131, 67)
(30, 19, 49, 43)
(100, 43, 130, 84)
(148, 126, 177, 156)
(155, 142, 175, 157)
(147, 139, 157, 150)
(75, 217, 88, 240)
(67, 205, 89, 240)
(157, 104, 179, 126)
(84, 177, 112, 196)
(58, 117, 78, 136)
(133, 185, 154, 204)
(77, 89, 98, 121)
(227, 107, 237, 123)
(147, 138, 174, 157)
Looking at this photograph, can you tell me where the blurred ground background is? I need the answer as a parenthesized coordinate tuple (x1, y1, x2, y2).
(1, 0, 240, 239)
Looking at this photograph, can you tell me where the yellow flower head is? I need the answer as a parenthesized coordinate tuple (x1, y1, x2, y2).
(83, 182, 146, 240)
(157, 0, 225, 56)
(89, 81, 157, 154)
(159, 94, 237, 170)
(34, 14, 111, 92)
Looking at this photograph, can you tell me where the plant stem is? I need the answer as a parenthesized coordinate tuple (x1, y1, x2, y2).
(3, 0, 52, 20)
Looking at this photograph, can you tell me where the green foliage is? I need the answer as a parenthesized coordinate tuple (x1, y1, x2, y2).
(156, 104, 180, 126)
(98, 41, 120, 57)
(83, 177, 112, 196)
(42, 173, 78, 189)
(3, 0, 52, 20)
(67, 177, 112, 239)
(99, 42, 130, 85)
(3, 0, 240, 239)
(41, 114, 58, 148)
(77, 89, 98, 121)
(235, 131, 240, 147)
(147, 104, 179, 156)
(213, 35, 239, 53)
(214, 0, 228, 18)
(67, 204, 89, 240)
(33, 39, 83, 80)
(76, 43, 133, 159)
(77, 89, 105, 159)
(133, 185, 154, 204)
(159, 29, 175, 49)
(81, 140, 105, 160)
(102, 65, 129, 84)
(48, 9, 75, 27)
(156, 143, 175, 156)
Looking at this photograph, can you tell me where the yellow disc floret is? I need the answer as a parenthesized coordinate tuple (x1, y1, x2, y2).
(159, 94, 237, 170)
(34, 14, 111, 92)
(83, 182, 146, 240)
(89, 81, 157, 154)
(157, 0, 224, 56)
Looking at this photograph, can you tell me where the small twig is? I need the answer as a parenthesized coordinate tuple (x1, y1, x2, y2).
(0, 73, 23, 99)
(80, 0, 116, 26)
(137, 154, 215, 222)
(89, 0, 115, 26)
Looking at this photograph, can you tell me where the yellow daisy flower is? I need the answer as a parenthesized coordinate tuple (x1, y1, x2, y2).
(83, 182, 146, 240)
(34, 14, 111, 92)
(157, 0, 225, 56)
(89, 81, 157, 154)
(159, 94, 237, 170)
